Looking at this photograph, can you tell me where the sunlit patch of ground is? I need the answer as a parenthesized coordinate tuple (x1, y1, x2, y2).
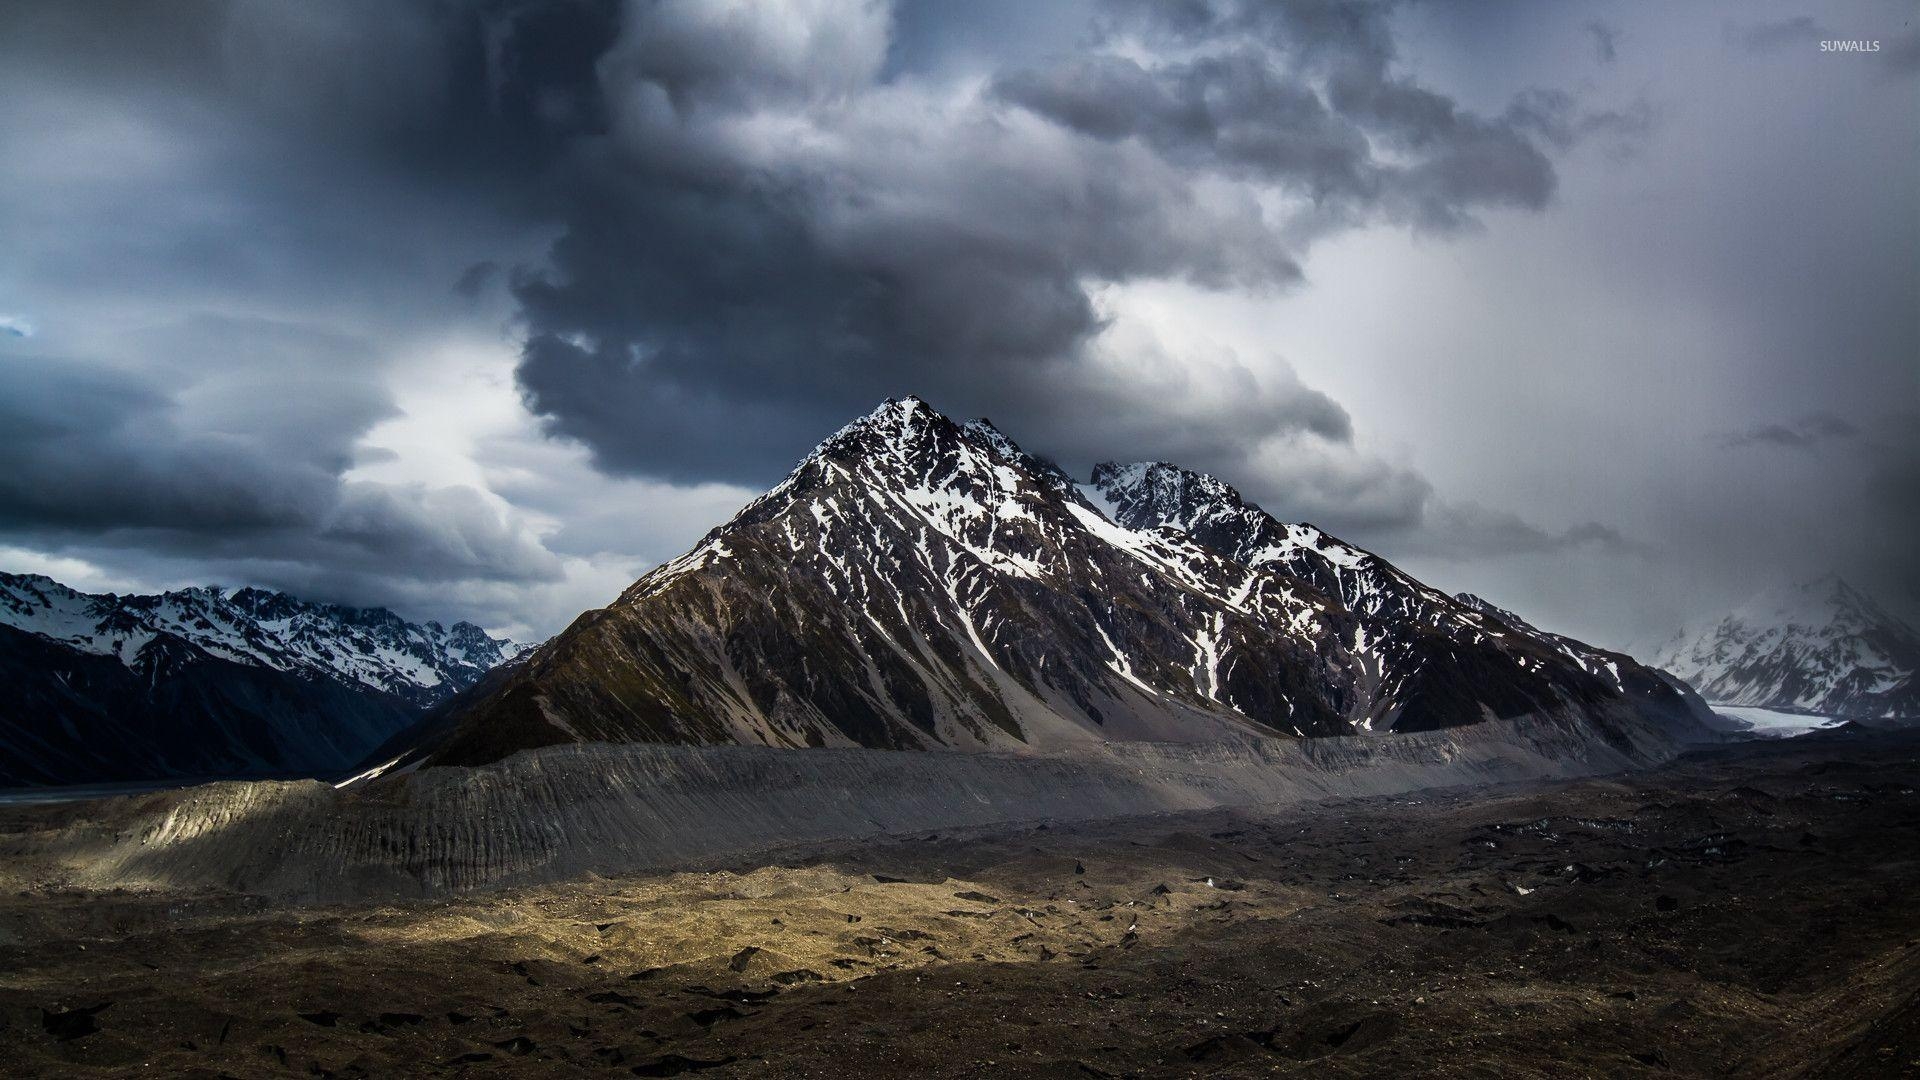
(1, 732, 1917, 1078)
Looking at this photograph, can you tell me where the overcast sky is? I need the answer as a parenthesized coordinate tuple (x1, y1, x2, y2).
(0, 0, 1913, 646)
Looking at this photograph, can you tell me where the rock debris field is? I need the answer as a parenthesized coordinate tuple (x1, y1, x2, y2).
(2, 730, 1916, 1078)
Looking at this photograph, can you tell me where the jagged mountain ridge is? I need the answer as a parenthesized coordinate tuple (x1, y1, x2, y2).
(407, 397, 1711, 771)
(0, 573, 525, 706)
(1652, 577, 1918, 719)
(0, 574, 527, 785)
(1085, 461, 1708, 731)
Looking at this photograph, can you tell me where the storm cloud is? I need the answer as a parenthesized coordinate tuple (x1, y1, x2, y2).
(511, 0, 1628, 497)
(1731, 13, 1920, 76)
(1585, 21, 1619, 64)
(0, 0, 1912, 643)
(1719, 413, 1861, 450)
(0, 324, 562, 592)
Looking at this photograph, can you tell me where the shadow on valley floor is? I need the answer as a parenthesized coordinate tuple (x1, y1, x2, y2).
(0, 732, 1916, 1078)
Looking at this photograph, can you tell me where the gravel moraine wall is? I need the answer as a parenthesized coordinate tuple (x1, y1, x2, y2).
(0, 703, 1686, 903)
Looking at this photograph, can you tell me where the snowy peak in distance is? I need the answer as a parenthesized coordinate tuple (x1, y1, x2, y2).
(1654, 576, 1918, 720)
(1728, 576, 1905, 639)
(0, 571, 526, 707)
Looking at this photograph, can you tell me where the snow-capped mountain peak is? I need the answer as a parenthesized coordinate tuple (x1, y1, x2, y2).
(1728, 576, 1901, 638)
(405, 397, 1714, 770)
(0, 572, 525, 707)
(1653, 577, 1917, 719)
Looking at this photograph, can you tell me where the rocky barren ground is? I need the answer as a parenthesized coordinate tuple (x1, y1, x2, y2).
(2, 731, 1917, 1078)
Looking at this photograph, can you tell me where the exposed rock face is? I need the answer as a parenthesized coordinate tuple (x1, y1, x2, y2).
(0, 573, 526, 785)
(409, 398, 1715, 771)
(1652, 577, 1918, 719)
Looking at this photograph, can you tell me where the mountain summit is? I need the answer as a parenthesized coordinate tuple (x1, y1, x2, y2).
(402, 398, 1713, 771)
(1652, 576, 1918, 719)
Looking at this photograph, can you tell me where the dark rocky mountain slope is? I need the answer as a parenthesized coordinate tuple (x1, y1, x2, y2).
(403, 398, 1713, 772)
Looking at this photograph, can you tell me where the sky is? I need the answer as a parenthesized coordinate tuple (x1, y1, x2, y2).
(0, 0, 1913, 647)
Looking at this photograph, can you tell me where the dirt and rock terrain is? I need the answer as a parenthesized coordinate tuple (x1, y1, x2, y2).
(2, 729, 1916, 1078)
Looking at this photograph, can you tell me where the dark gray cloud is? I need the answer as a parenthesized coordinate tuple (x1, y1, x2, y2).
(993, 44, 1592, 232)
(1501, 88, 1655, 158)
(1718, 413, 1860, 449)
(1732, 16, 1832, 52)
(1730, 14, 1919, 76)
(0, 2, 599, 619)
(1884, 28, 1920, 75)
(1380, 499, 1645, 563)
(512, 0, 1624, 498)
(453, 261, 501, 299)
(0, 331, 562, 596)
(1585, 20, 1619, 64)
(1861, 413, 1920, 606)
(0, 1, 620, 216)
(0, 0, 1911, 644)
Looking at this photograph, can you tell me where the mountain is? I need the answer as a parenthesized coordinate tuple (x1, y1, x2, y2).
(1085, 461, 1713, 731)
(0, 573, 526, 785)
(400, 397, 1713, 772)
(1651, 577, 1919, 720)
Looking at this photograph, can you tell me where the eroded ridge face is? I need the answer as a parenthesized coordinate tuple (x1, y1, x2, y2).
(413, 398, 1713, 769)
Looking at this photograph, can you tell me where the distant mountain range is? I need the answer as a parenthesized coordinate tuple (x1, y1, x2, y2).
(1652, 576, 1918, 720)
(387, 397, 1715, 774)
(0, 573, 526, 785)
